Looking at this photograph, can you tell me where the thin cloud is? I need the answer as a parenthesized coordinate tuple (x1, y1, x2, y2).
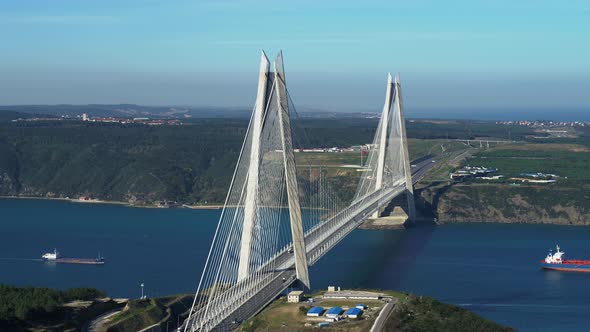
(2, 15, 118, 24)
(208, 31, 498, 46)
(209, 37, 368, 45)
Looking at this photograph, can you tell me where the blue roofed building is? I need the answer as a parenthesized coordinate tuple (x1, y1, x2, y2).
(307, 306, 324, 317)
(325, 306, 344, 318)
(345, 307, 363, 319)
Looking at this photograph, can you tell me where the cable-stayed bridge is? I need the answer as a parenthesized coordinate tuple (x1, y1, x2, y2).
(184, 51, 420, 332)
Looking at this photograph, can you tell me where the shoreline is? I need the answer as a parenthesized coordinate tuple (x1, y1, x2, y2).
(0, 196, 223, 210)
(3, 196, 588, 226)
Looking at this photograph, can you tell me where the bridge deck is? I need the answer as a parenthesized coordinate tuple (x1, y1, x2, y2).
(186, 157, 434, 331)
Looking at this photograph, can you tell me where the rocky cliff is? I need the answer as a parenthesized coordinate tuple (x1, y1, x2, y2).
(418, 183, 590, 225)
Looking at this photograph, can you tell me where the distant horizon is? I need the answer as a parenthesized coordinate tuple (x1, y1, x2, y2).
(2, 103, 589, 122)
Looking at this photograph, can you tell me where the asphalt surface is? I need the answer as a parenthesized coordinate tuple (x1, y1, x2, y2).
(370, 298, 398, 332)
(410, 156, 437, 184)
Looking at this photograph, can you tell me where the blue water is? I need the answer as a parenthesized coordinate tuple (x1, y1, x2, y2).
(2, 198, 590, 331)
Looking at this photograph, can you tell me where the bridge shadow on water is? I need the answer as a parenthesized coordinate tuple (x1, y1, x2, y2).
(368, 222, 437, 290)
(308, 220, 437, 292)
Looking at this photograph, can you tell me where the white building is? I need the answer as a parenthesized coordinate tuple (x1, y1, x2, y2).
(287, 290, 303, 303)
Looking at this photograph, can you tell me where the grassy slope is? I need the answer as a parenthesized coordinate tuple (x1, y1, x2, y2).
(105, 295, 192, 332)
(383, 295, 515, 332)
(106, 299, 166, 332)
(239, 291, 514, 332)
(419, 143, 590, 224)
(0, 117, 523, 205)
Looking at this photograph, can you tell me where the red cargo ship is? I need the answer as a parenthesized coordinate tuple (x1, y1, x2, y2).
(540, 245, 590, 272)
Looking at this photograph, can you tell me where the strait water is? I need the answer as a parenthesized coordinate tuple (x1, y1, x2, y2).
(2, 198, 590, 331)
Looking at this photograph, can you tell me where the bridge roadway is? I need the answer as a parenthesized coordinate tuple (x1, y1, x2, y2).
(185, 157, 434, 331)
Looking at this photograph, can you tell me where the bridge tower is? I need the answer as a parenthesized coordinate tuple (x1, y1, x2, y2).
(395, 73, 416, 222)
(372, 73, 416, 222)
(372, 73, 394, 218)
(237, 51, 310, 289)
(237, 52, 270, 281)
(185, 56, 418, 332)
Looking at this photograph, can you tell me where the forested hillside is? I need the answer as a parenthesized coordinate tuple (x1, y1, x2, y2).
(0, 285, 104, 328)
(0, 114, 533, 205)
(0, 118, 382, 204)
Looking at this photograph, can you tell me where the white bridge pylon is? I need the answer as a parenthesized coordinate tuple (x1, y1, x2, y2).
(238, 51, 310, 288)
(356, 73, 416, 221)
(184, 53, 415, 332)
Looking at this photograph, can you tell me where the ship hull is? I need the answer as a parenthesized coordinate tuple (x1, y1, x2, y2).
(44, 258, 105, 265)
(541, 263, 590, 272)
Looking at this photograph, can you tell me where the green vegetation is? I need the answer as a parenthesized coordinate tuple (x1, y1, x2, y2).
(405, 119, 537, 140)
(0, 285, 104, 322)
(105, 295, 192, 332)
(416, 143, 590, 224)
(428, 182, 590, 224)
(0, 111, 45, 122)
(469, 144, 590, 181)
(239, 290, 513, 332)
(107, 298, 166, 332)
(0, 284, 189, 332)
(384, 295, 515, 332)
(0, 120, 250, 204)
(2, 113, 587, 225)
(0, 284, 105, 330)
(239, 296, 376, 332)
(0, 116, 483, 205)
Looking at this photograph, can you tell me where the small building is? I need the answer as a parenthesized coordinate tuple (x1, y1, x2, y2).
(345, 307, 363, 319)
(355, 304, 367, 310)
(307, 306, 324, 317)
(287, 290, 304, 303)
(325, 307, 343, 319)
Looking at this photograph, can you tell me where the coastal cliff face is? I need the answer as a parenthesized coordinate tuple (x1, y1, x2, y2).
(419, 183, 590, 225)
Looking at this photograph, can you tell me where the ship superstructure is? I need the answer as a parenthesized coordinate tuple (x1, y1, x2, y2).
(541, 245, 590, 272)
(42, 248, 59, 260)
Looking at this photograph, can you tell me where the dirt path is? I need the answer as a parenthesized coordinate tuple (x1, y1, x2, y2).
(83, 308, 123, 332)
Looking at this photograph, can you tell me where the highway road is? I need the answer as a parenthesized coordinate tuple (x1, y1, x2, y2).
(370, 298, 398, 332)
(410, 156, 437, 184)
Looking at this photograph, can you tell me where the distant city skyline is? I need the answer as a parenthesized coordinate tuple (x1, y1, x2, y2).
(1, 0, 589, 114)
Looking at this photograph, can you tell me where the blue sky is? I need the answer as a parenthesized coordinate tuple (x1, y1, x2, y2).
(0, 0, 589, 113)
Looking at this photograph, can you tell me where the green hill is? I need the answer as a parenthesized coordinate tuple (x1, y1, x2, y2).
(384, 295, 515, 332)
